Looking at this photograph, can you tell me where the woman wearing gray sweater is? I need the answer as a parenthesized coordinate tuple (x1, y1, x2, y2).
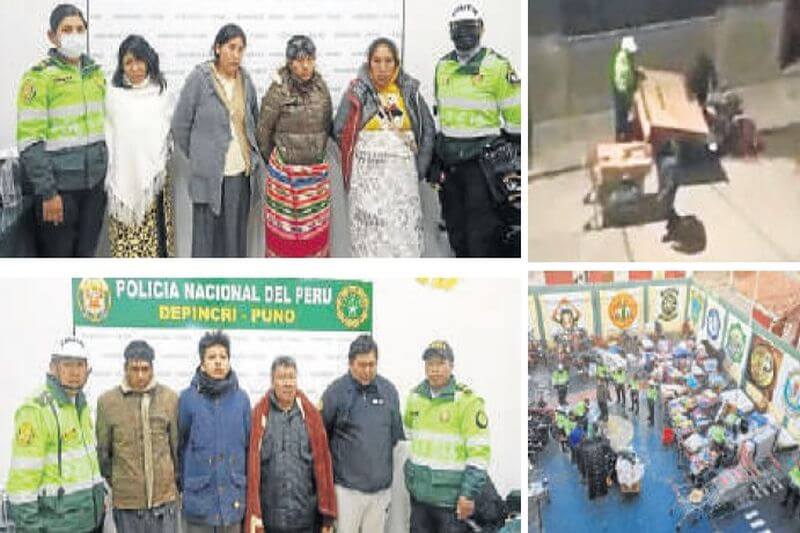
(172, 24, 263, 257)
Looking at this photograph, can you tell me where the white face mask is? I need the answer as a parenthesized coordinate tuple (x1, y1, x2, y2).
(58, 33, 86, 60)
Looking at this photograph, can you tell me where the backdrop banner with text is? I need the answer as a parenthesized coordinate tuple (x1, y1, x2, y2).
(72, 277, 372, 406)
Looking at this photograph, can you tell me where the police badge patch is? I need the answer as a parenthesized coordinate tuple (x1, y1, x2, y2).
(17, 422, 35, 446)
(22, 80, 37, 104)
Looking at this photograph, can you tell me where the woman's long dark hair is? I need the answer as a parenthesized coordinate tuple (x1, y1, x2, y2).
(367, 37, 400, 65)
(212, 24, 248, 61)
(112, 34, 167, 93)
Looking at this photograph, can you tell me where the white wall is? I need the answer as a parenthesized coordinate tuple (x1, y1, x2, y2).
(0, 276, 522, 500)
(1, 0, 522, 152)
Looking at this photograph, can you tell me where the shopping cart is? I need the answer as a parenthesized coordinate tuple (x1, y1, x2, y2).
(669, 480, 712, 531)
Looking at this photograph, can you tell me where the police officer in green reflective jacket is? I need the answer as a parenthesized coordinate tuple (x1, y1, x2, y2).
(16, 4, 107, 257)
(6, 336, 105, 532)
(404, 340, 491, 532)
(433, 2, 521, 258)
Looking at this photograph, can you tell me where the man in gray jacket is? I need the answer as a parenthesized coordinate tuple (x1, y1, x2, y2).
(96, 340, 179, 533)
(320, 335, 405, 533)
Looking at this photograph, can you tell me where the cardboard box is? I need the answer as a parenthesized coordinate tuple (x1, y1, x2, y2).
(634, 68, 709, 145)
(588, 142, 653, 187)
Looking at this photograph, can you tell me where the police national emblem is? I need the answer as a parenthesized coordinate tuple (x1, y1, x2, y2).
(77, 278, 111, 323)
(335, 285, 369, 329)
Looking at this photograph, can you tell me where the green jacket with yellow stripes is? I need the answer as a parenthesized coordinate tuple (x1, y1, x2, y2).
(403, 376, 491, 508)
(6, 375, 105, 533)
(434, 47, 521, 165)
(16, 49, 107, 200)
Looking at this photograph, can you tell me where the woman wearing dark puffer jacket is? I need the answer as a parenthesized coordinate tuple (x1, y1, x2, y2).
(257, 35, 333, 258)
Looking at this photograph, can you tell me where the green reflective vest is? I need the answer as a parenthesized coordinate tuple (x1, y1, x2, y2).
(404, 377, 490, 508)
(708, 424, 726, 445)
(551, 369, 569, 387)
(724, 413, 740, 428)
(572, 401, 587, 418)
(789, 464, 800, 489)
(563, 418, 577, 436)
(16, 49, 106, 198)
(596, 364, 609, 379)
(7, 375, 104, 532)
(555, 412, 568, 431)
(646, 385, 658, 401)
(612, 369, 627, 385)
(610, 47, 636, 97)
(434, 47, 521, 164)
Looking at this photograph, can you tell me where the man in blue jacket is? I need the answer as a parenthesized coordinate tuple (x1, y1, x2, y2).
(178, 330, 251, 533)
(320, 335, 404, 533)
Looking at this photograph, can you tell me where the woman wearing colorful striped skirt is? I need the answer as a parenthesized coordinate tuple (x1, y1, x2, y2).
(257, 35, 333, 257)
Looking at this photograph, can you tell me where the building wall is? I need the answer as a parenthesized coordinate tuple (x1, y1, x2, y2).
(530, 0, 785, 122)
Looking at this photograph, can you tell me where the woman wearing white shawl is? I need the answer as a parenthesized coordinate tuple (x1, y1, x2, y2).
(105, 35, 175, 257)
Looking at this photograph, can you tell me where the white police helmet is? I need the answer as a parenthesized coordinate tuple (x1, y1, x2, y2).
(51, 335, 89, 360)
(621, 36, 638, 54)
(450, 2, 483, 24)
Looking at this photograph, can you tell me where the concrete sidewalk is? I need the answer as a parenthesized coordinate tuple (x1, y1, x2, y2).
(529, 124, 800, 262)
(528, 72, 800, 262)
(530, 72, 800, 177)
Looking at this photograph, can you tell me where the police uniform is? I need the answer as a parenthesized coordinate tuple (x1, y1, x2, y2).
(435, 46, 521, 257)
(610, 43, 637, 140)
(782, 462, 800, 513)
(646, 383, 659, 425)
(16, 49, 107, 257)
(628, 374, 640, 415)
(612, 368, 627, 406)
(404, 375, 490, 532)
(6, 375, 105, 532)
(551, 367, 569, 405)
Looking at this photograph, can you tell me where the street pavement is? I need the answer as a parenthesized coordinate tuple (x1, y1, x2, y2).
(529, 76, 800, 262)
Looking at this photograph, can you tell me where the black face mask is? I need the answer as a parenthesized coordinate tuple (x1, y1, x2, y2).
(450, 21, 482, 52)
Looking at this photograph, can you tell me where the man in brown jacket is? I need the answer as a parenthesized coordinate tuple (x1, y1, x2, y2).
(96, 340, 179, 532)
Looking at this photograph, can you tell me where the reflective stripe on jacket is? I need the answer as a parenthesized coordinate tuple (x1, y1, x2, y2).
(7, 375, 104, 532)
(434, 47, 521, 164)
(403, 376, 490, 508)
(17, 49, 107, 198)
